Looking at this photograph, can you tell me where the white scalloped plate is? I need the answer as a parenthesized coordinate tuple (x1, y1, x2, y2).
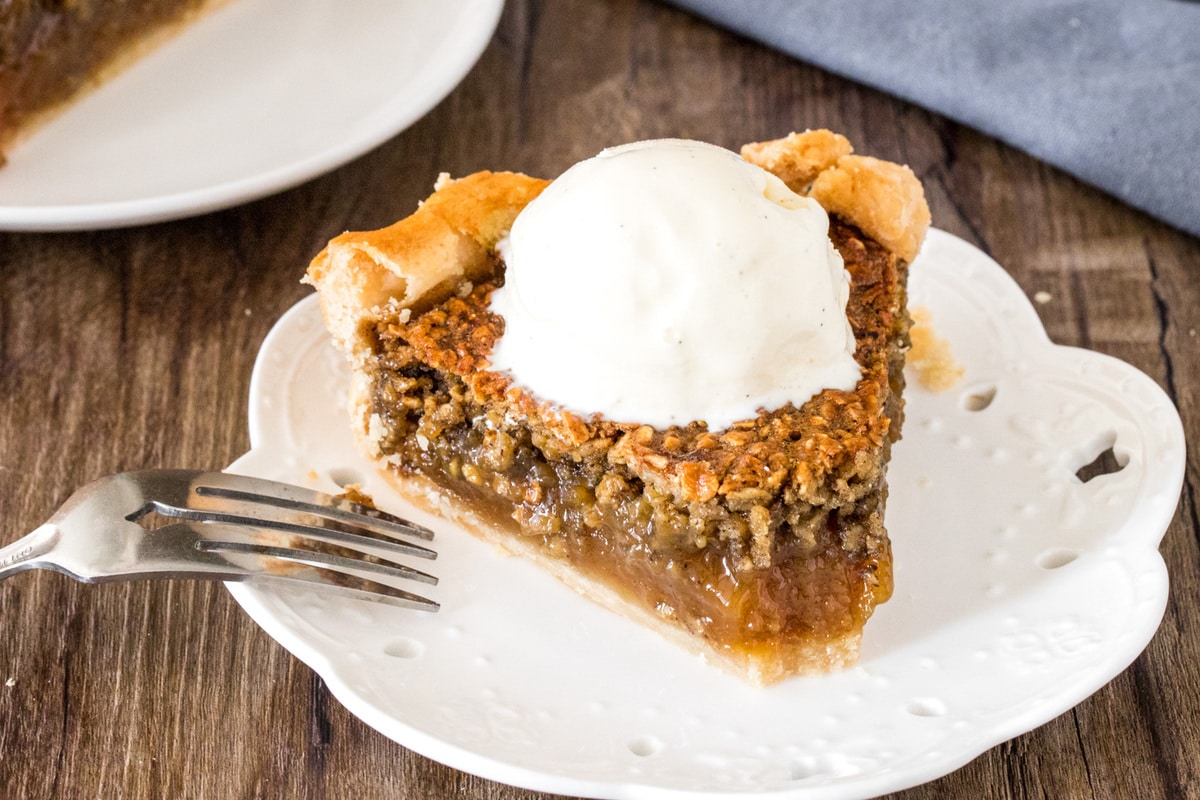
(226, 229, 1184, 799)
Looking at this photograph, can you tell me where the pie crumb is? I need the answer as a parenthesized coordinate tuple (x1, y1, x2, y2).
(908, 306, 963, 392)
(338, 484, 375, 508)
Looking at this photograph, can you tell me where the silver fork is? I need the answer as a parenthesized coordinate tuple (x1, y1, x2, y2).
(0, 469, 439, 611)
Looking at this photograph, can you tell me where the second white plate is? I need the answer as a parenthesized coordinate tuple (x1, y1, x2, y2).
(0, 0, 502, 230)
(226, 229, 1184, 799)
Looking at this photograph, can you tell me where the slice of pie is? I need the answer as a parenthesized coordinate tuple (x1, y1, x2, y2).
(0, 0, 233, 161)
(305, 130, 930, 685)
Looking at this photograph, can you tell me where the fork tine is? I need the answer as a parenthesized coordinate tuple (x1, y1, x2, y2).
(194, 538, 437, 586)
(170, 501, 437, 561)
(131, 475, 438, 561)
(195, 472, 435, 540)
(129, 470, 435, 546)
(196, 483, 435, 541)
(58, 518, 439, 610)
(239, 564, 439, 611)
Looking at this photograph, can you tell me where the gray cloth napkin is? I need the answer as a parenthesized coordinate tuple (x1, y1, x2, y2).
(667, 0, 1200, 240)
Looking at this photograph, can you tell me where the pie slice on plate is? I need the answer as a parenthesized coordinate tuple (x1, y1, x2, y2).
(304, 130, 930, 685)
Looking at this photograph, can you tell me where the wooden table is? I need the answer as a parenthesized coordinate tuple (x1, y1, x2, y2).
(2, 2, 1197, 798)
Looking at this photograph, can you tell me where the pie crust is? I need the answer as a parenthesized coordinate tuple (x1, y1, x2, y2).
(305, 131, 930, 684)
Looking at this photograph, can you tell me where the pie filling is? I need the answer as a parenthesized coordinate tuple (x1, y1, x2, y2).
(361, 217, 907, 672)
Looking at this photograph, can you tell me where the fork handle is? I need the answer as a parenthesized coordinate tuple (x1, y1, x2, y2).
(0, 523, 59, 581)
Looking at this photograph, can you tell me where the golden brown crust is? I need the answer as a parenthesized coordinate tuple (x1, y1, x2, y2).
(740, 129, 853, 192)
(304, 171, 547, 357)
(809, 155, 931, 264)
(742, 131, 930, 264)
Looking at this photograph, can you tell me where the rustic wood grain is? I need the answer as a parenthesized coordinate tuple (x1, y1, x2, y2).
(1, 1, 1197, 798)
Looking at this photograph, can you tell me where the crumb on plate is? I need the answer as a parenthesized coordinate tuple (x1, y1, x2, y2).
(908, 306, 963, 392)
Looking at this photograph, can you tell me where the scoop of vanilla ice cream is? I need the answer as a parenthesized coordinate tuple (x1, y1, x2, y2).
(487, 139, 860, 431)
